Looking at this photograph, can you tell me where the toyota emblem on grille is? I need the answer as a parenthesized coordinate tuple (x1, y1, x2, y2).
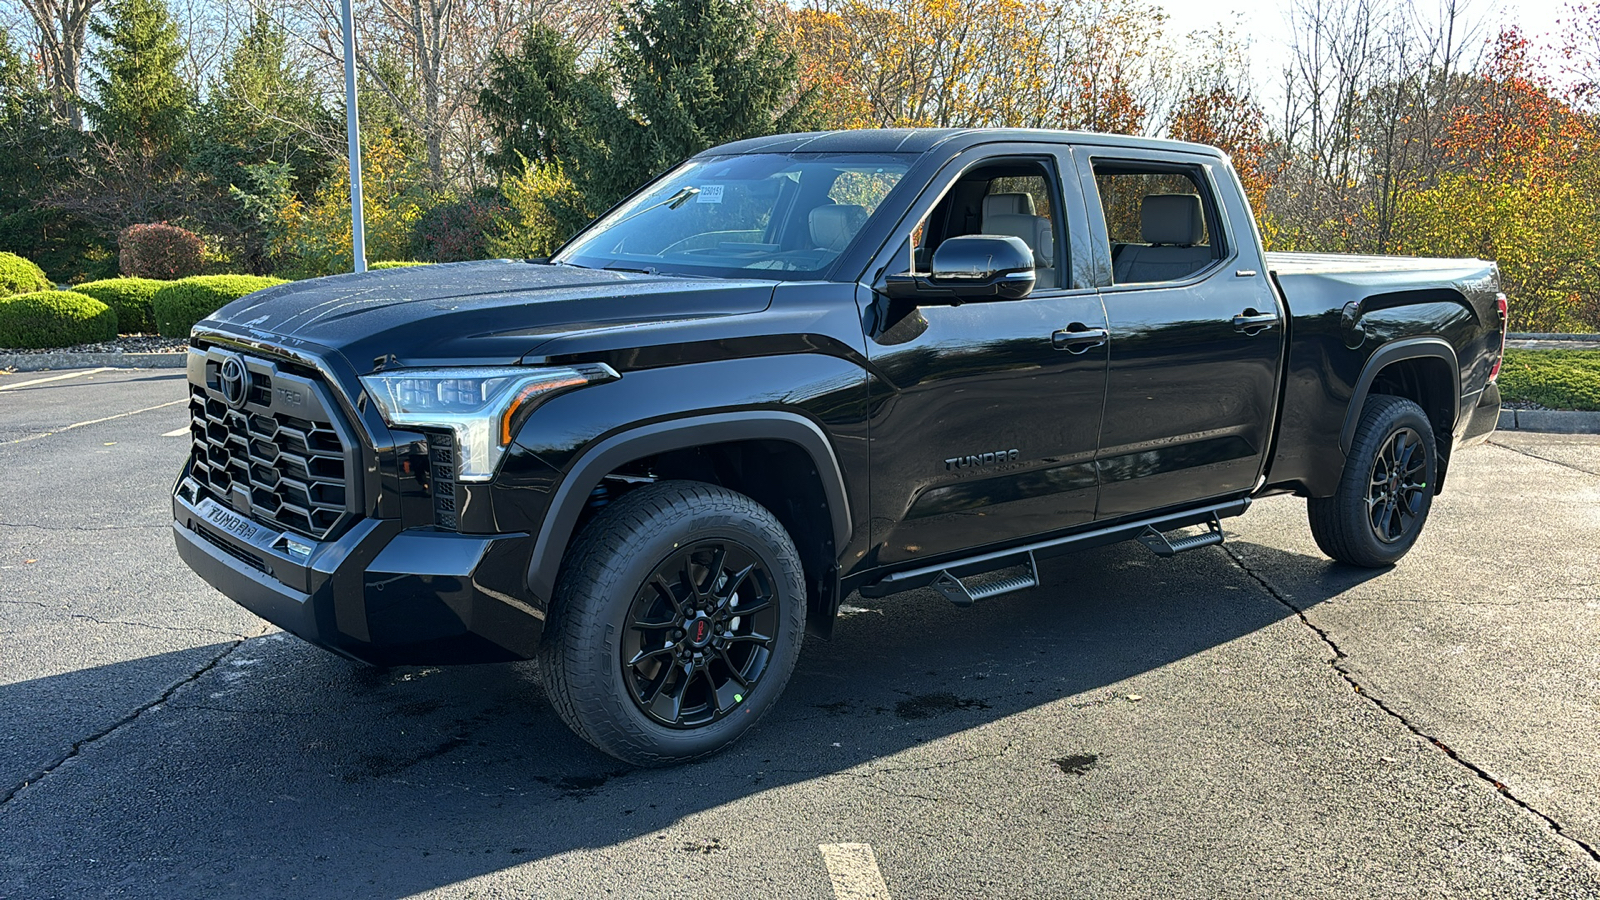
(218, 355, 250, 408)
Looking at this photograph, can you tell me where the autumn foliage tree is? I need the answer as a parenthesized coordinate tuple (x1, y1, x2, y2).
(1393, 29, 1600, 330)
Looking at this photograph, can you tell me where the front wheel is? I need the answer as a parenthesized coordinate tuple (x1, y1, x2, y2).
(537, 481, 806, 766)
(1307, 395, 1437, 567)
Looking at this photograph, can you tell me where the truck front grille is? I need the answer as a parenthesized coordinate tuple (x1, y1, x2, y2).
(186, 348, 359, 541)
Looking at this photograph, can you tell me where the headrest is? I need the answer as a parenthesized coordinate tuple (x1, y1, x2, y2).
(983, 192, 1035, 221)
(809, 204, 868, 251)
(1141, 194, 1205, 246)
(982, 214, 1053, 266)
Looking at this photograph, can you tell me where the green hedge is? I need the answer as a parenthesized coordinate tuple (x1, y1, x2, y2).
(0, 252, 52, 297)
(151, 275, 287, 337)
(0, 290, 117, 348)
(1498, 349, 1600, 411)
(73, 277, 165, 334)
(369, 260, 429, 270)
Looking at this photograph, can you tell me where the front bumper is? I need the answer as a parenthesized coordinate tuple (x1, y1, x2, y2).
(174, 480, 543, 666)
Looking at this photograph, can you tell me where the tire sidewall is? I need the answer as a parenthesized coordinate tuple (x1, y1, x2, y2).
(555, 488, 806, 763)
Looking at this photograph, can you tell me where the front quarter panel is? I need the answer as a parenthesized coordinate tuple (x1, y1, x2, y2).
(491, 282, 873, 610)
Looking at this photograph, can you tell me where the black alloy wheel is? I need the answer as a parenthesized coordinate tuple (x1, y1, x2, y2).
(1307, 394, 1437, 567)
(1366, 426, 1429, 544)
(537, 480, 806, 766)
(622, 541, 779, 728)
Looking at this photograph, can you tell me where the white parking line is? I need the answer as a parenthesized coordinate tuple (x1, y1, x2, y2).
(4, 399, 189, 445)
(0, 367, 111, 391)
(162, 426, 190, 437)
(819, 843, 892, 900)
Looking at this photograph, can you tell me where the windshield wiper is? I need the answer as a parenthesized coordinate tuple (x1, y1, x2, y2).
(602, 186, 701, 234)
(604, 265, 658, 275)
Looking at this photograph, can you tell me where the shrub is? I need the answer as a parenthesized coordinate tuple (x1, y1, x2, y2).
(119, 222, 205, 279)
(151, 274, 287, 337)
(0, 290, 118, 348)
(73, 277, 165, 334)
(489, 160, 589, 260)
(0, 251, 53, 297)
(369, 260, 428, 269)
(410, 194, 506, 262)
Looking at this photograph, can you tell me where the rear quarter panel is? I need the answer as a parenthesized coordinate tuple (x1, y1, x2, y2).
(1264, 253, 1501, 497)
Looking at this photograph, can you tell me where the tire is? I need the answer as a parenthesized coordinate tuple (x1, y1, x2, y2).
(536, 480, 806, 766)
(1307, 395, 1437, 567)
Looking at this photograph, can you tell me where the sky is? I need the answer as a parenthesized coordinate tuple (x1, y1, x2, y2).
(1159, 0, 1575, 88)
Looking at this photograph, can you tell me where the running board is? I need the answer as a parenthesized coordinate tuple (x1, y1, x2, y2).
(929, 553, 1039, 607)
(858, 497, 1253, 600)
(1137, 514, 1224, 557)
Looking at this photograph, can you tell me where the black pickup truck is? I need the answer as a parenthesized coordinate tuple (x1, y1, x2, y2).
(173, 129, 1506, 765)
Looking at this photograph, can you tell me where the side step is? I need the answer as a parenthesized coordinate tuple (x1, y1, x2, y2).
(929, 553, 1039, 607)
(1137, 515, 1224, 557)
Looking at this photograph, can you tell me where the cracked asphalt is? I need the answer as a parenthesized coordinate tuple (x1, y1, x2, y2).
(2, 367, 1598, 898)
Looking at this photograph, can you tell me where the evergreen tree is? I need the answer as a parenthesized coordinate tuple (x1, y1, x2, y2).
(0, 29, 105, 282)
(478, 24, 597, 174)
(84, 0, 191, 154)
(191, 10, 334, 272)
(581, 0, 818, 208)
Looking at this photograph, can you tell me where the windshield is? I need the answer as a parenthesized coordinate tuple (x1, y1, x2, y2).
(554, 153, 914, 279)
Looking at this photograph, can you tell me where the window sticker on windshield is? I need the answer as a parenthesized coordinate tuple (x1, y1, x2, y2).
(697, 184, 725, 203)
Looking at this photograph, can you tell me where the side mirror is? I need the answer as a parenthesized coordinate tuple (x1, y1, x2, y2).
(883, 235, 1035, 304)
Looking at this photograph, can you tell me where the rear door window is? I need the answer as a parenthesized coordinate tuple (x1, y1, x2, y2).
(1091, 164, 1223, 285)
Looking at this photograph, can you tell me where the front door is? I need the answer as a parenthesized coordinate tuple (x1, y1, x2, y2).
(1077, 150, 1286, 519)
(863, 147, 1110, 567)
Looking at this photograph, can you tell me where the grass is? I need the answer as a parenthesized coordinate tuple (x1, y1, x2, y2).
(1497, 349, 1600, 411)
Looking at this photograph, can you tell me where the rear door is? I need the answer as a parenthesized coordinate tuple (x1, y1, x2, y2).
(1074, 148, 1285, 519)
(861, 144, 1109, 567)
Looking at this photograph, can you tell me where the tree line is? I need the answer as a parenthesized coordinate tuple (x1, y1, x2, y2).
(1, 0, 1597, 330)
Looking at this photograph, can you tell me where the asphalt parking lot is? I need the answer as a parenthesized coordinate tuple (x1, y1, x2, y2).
(2, 366, 1598, 899)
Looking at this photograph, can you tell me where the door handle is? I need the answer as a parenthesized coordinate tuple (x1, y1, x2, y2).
(1051, 326, 1109, 353)
(1232, 309, 1279, 334)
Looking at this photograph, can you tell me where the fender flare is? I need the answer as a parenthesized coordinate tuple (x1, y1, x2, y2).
(1339, 337, 1460, 455)
(524, 411, 852, 605)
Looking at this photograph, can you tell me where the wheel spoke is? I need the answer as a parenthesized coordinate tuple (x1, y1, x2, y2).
(725, 632, 772, 646)
(717, 648, 750, 687)
(729, 595, 770, 617)
(648, 665, 690, 723)
(651, 574, 686, 616)
(699, 545, 728, 595)
(627, 645, 673, 666)
(638, 665, 672, 706)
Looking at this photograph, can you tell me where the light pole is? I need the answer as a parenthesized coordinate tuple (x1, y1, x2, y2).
(340, 0, 368, 274)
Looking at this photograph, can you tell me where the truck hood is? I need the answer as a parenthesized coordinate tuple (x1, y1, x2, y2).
(198, 260, 777, 371)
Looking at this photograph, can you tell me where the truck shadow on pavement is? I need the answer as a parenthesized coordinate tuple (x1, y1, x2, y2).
(0, 539, 1386, 897)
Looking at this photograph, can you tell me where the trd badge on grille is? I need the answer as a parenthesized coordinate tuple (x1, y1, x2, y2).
(218, 354, 250, 408)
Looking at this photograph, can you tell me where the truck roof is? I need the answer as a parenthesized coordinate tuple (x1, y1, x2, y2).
(696, 128, 1228, 159)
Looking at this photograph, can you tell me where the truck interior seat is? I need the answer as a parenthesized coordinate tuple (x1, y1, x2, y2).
(1113, 194, 1214, 284)
(810, 204, 869, 252)
(980, 192, 1055, 288)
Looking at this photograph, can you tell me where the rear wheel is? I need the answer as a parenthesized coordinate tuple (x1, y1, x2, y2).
(537, 481, 805, 766)
(1307, 395, 1437, 567)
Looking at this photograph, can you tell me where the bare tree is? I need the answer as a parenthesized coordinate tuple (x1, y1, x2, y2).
(11, 0, 102, 126)
(288, 0, 609, 189)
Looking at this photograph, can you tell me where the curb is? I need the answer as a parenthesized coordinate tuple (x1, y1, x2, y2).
(1496, 409, 1600, 435)
(1508, 332, 1600, 341)
(0, 351, 187, 372)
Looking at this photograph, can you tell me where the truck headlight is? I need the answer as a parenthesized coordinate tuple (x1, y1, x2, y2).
(361, 364, 618, 481)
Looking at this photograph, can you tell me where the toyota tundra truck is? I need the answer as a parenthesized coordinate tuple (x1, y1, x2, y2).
(173, 128, 1507, 765)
